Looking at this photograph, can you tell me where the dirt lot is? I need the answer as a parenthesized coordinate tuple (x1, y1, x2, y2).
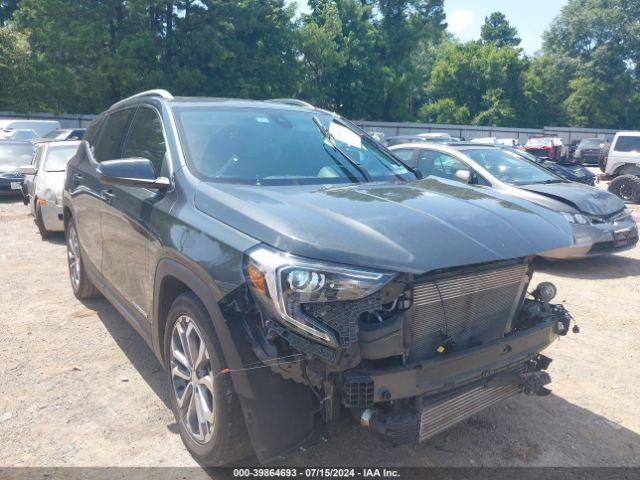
(1, 191, 639, 468)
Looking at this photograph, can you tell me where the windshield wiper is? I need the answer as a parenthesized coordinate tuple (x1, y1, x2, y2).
(524, 179, 566, 185)
(312, 116, 373, 182)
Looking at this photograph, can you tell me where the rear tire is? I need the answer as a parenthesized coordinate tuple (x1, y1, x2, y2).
(608, 175, 640, 203)
(66, 218, 100, 299)
(35, 205, 50, 239)
(164, 292, 252, 466)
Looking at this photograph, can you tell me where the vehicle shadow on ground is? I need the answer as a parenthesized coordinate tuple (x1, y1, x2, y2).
(284, 393, 640, 467)
(43, 231, 65, 245)
(79, 297, 172, 410)
(534, 253, 640, 280)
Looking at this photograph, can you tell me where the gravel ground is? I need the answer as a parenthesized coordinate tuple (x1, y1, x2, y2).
(1, 185, 639, 468)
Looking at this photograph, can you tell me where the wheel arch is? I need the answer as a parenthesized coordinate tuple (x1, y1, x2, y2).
(613, 164, 640, 176)
(152, 257, 254, 399)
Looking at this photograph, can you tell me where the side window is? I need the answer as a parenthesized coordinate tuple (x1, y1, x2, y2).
(122, 107, 168, 176)
(417, 150, 469, 181)
(613, 136, 640, 153)
(393, 149, 416, 167)
(93, 109, 134, 162)
(32, 147, 45, 169)
(84, 116, 105, 148)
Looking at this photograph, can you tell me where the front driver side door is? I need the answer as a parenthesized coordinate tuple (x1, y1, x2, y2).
(100, 106, 169, 329)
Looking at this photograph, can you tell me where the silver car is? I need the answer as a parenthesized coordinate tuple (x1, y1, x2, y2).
(390, 142, 638, 259)
(21, 141, 81, 237)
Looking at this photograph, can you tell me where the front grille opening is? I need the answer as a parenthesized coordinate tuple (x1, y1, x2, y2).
(409, 261, 530, 361)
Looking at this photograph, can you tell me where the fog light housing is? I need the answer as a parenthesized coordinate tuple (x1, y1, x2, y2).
(532, 281, 557, 302)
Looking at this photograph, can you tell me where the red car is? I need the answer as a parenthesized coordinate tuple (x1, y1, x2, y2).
(524, 136, 568, 161)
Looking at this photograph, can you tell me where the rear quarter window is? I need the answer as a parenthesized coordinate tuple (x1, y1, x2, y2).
(613, 136, 640, 153)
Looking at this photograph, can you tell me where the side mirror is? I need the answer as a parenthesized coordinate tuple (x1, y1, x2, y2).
(97, 158, 170, 189)
(454, 169, 472, 183)
(20, 165, 37, 175)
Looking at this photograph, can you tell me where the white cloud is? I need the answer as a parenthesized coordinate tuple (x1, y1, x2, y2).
(447, 8, 474, 34)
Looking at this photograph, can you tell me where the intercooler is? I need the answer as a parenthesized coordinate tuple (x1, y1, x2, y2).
(409, 261, 530, 361)
(419, 382, 521, 442)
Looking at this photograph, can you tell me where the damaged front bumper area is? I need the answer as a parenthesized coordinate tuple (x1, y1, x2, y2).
(232, 248, 576, 455)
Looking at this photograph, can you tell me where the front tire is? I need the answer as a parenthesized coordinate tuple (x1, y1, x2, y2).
(608, 175, 640, 203)
(66, 219, 100, 299)
(35, 205, 50, 239)
(164, 292, 252, 466)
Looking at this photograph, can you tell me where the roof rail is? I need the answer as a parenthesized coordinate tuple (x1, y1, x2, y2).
(265, 98, 315, 109)
(110, 89, 174, 110)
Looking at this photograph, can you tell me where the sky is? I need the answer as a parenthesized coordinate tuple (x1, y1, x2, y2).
(445, 0, 567, 54)
(287, 1, 568, 55)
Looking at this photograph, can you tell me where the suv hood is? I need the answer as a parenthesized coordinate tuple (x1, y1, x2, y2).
(195, 178, 573, 273)
(518, 182, 623, 217)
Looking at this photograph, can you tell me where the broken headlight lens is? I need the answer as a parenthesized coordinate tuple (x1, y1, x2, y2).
(245, 245, 395, 346)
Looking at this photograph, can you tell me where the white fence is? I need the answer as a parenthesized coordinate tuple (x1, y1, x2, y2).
(355, 121, 620, 145)
(0, 111, 623, 144)
(0, 111, 95, 129)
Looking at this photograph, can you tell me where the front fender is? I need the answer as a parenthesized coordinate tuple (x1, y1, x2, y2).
(152, 257, 316, 462)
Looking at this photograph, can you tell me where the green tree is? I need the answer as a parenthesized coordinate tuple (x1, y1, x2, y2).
(375, 0, 447, 120)
(480, 12, 520, 48)
(542, 0, 640, 127)
(0, 26, 36, 110)
(417, 98, 469, 124)
(425, 41, 526, 126)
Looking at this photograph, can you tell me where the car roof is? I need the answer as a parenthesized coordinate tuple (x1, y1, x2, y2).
(108, 90, 323, 114)
(391, 142, 498, 150)
(614, 131, 640, 137)
(42, 140, 82, 147)
(0, 140, 36, 146)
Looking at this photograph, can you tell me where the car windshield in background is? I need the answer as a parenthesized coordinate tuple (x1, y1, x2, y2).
(464, 148, 562, 185)
(506, 147, 539, 162)
(527, 138, 552, 146)
(0, 144, 35, 167)
(579, 139, 603, 148)
(42, 130, 66, 139)
(173, 107, 413, 185)
(45, 145, 78, 171)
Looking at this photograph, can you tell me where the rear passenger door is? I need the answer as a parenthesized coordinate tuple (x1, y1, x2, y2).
(67, 112, 125, 277)
(100, 106, 169, 327)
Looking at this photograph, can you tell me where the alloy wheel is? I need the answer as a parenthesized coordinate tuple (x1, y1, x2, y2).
(67, 225, 81, 291)
(170, 315, 215, 444)
(618, 183, 633, 201)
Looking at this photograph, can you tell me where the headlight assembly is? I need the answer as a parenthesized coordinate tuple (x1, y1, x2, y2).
(245, 246, 395, 347)
(560, 212, 590, 225)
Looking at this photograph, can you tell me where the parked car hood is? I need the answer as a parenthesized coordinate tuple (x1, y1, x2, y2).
(0, 163, 21, 174)
(194, 178, 573, 273)
(517, 182, 623, 217)
(539, 161, 595, 184)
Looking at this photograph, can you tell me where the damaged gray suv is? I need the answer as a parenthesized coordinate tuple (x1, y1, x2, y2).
(63, 90, 577, 465)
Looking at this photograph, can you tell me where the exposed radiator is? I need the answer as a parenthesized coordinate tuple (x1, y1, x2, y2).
(419, 383, 520, 442)
(409, 262, 529, 360)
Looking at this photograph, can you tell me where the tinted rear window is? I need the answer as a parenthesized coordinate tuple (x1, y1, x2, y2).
(613, 136, 640, 153)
